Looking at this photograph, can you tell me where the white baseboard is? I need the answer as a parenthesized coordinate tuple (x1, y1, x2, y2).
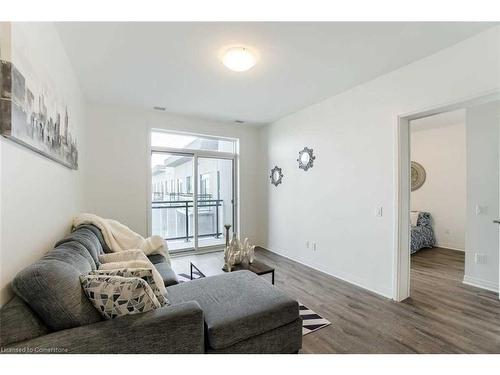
(261, 246, 393, 300)
(436, 244, 465, 252)
(463, 275, 499, 293)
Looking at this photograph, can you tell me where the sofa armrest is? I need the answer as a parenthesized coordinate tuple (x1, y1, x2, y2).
(3, 301, 204, 354)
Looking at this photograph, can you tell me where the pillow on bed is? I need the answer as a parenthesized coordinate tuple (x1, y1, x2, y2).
(410, 211, 419, 227)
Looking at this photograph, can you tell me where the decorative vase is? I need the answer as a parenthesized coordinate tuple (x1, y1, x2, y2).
(223, 234, 256, 270)
(248, 245, 255, 264)
(223, 245, 232, 271)
(224, 224, 231, 247)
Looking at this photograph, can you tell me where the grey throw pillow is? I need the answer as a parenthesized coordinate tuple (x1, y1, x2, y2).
(80, 275, 161, 320)
(91, 268, 169, 306)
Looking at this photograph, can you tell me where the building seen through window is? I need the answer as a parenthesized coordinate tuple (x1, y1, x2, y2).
(151, 131, 236, 251)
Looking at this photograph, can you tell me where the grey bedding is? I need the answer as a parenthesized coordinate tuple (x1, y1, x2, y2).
(411, 212, 436, 254)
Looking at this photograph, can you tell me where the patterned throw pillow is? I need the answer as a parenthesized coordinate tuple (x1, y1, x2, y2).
(80, 274, 161, 319)
(98, 260, 168, 297)
(91, 268, 169, 306)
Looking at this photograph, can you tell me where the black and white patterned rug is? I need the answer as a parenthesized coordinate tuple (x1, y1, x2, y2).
(176, 272, 331, 336)
(299, 304, 331, 335)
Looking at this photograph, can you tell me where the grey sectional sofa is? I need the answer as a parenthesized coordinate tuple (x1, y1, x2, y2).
(0, 225, 302, 354)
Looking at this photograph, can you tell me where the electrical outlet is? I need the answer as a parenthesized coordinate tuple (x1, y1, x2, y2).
(474, 253, 488, 264)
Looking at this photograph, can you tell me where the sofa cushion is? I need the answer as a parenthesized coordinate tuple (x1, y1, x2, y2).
(153, 262, 179, 286)
(99, 260, 167, 297)
(12, 242, 103, 331)
(147, 253, 167, 265)
(55, 226, 104, 268)
(0, 296, 49, 347)
(91, 267, 169, 306)
(99, 249, 145, 264)
(77, 224, 111, 253)
(167, 271, 299, 350)
(80, 274, 161, 319)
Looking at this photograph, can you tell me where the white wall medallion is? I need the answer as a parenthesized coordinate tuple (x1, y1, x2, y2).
(297, 147, 315, 171)
(411, 161, 426, 191)
(270, 166, 283, 186)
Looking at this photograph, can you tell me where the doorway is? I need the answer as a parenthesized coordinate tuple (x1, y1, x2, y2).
(394, 91, 500, 301)
(409, 110, 467, 297)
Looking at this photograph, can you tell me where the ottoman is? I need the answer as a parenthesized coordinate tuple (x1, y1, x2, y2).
(167, 270, 302, 353)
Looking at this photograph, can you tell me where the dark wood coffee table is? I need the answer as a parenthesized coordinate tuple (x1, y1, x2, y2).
(190, 254, 275, 284)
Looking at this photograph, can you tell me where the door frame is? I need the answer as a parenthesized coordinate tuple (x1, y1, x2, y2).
(147, 138, 238, 255)
(394, 89, 500, 301)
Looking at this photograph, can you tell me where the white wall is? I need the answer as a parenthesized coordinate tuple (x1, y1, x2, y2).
(83, 102, 263, 244)
(260, 26, 500, 298)
(0, 23, 9, 306)
(0, 23, 86, 305)
(464, 101, 500, 292)
(411, 117, 466, 251)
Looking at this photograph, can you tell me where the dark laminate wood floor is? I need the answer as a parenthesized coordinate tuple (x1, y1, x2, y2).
(171, 247, 500, 353)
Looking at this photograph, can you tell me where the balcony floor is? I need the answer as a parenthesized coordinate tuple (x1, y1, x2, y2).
(168, 236, 226, 252)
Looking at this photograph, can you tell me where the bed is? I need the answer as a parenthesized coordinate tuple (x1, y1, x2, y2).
(411, 211, 436, 254)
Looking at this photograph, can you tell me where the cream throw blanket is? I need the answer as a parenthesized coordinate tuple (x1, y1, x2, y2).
(73, 213, 168, 258)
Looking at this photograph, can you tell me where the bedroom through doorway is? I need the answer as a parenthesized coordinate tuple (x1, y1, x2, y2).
(409, 109, 467, 297)
(407, 100, 499, 300)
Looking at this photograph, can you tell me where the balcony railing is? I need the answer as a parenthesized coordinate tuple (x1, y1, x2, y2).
(152, 196, 223, 242)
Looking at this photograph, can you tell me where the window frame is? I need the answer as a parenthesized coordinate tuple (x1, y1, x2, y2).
(147, 129, 238, 254)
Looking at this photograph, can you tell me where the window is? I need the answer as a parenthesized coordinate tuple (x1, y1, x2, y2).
(151, 130, 236, 153)
(200, 174, 210, 196)
(151, 130, 237, 253)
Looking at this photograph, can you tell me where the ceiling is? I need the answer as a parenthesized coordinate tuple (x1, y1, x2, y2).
(55, 22, 494, 125)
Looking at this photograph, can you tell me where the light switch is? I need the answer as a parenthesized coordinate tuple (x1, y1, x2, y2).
(376, 206, 383, 217)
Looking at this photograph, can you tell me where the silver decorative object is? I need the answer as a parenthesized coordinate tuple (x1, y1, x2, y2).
(411, 161, 426, 191)
(223, 234, 256, 272)
(297, 147, 315, 171)
(270, 166, 283, 186)
(224, 224, 231, 247)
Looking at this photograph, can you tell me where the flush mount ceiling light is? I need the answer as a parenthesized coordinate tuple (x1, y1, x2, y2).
(222, 47, 257, 72)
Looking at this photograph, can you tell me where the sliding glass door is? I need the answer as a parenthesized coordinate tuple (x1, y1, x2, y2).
(150, 130, 237, 253)
(151, 152, 195, 251)
(197, 157, 234, 249)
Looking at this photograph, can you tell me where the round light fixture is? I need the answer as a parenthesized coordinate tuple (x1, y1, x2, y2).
(222, 47, 257, 72)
